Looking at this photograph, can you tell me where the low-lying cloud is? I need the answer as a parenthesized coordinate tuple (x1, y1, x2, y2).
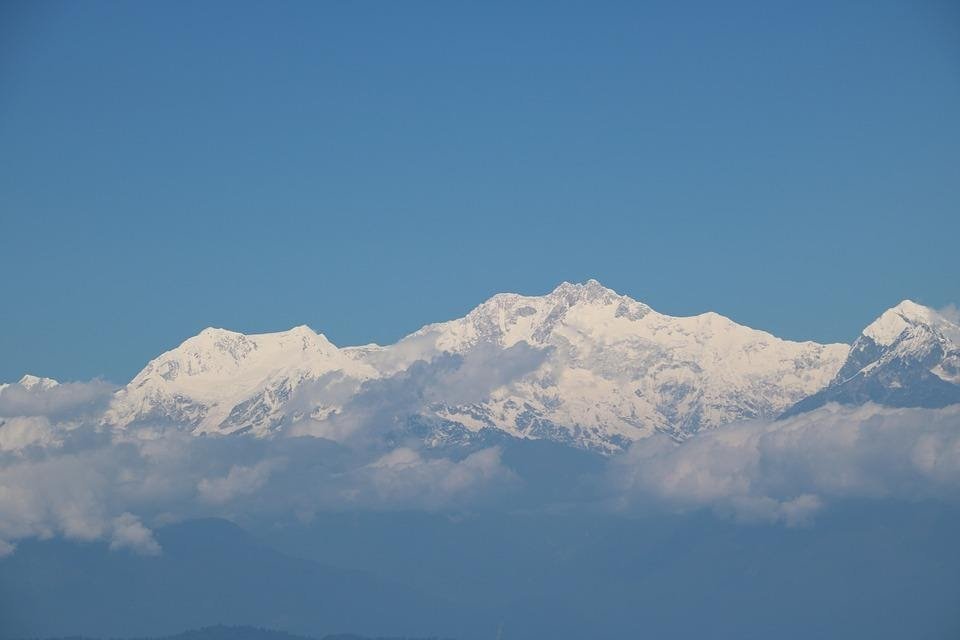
(2, 369, 960, 556)
(108, 513, 161, 555)
(287, 342, 551, 445)
(611, 403, 960, 524)
(0, 420, 516, 557)
(197, 459, 284, 505)
(0, 379, 115, 421)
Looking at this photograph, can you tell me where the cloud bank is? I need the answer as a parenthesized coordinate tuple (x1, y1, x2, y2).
(0, 379, 115, 421)
(287, 342, 551, 445)
(612, 403, 960, 524)
(1, 372, 959, 556)
(0, 425, 516, 556)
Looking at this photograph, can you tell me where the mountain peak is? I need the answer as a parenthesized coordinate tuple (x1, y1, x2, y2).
(863, 300, 956, 347)
(891, 299, 937, 321)
(197, 326, 241, 339)
(550, 278, 616, 298)
(191, 324, 327, 346)
(285, 324, 317, 335)
(18, 374, 60, 390)
(784, 299, 960, 417)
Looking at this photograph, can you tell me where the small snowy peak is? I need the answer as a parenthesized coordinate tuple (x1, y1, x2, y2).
(17, 374, 60, 391)
(862, 304, 915, 346)
(784, 300, 960, 416)
(894, 299, 937, 318)
(857, 301, 960, 370)
(285, 324, 320, 336)
(862, 300, 959, 347)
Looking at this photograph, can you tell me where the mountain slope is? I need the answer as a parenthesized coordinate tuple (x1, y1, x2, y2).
(103, 281, 848, 451)
(784, 300, 960, 416)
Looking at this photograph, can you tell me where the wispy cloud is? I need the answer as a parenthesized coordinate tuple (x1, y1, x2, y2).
(287, 342, 550, 445)
(938, 303, 960, 325)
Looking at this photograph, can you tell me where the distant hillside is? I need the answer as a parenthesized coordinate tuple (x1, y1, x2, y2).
(17, 624, 450, 640)
(0, 519, 473, 639)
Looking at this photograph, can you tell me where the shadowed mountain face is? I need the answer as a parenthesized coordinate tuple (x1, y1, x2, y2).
(2, 504, 959, 640)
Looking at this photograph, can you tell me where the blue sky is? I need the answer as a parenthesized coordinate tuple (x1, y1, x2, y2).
(1, 0, 958, 382)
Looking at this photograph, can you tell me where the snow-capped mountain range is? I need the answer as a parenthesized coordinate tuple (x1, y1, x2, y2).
(5, 281, 959, 452)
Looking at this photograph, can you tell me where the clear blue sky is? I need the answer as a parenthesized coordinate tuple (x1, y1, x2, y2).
(1, 0, 958, 382)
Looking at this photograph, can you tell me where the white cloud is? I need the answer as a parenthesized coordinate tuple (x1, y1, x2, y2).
(0, 416, 61, 451)
(0, 444, 113, 544)
(0, 402, 517, 554)
(109, 513, 160, 555)
(423, 342, 552, 406)
(612, 403, 960, 524)
(938, 303, 960, 325)
(197, 459, 283, 504)
(355, 446, 516, 509)
(3, 367, 960, 556)
(286, 342, 550, 445)
(0, 379, 116, 420)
